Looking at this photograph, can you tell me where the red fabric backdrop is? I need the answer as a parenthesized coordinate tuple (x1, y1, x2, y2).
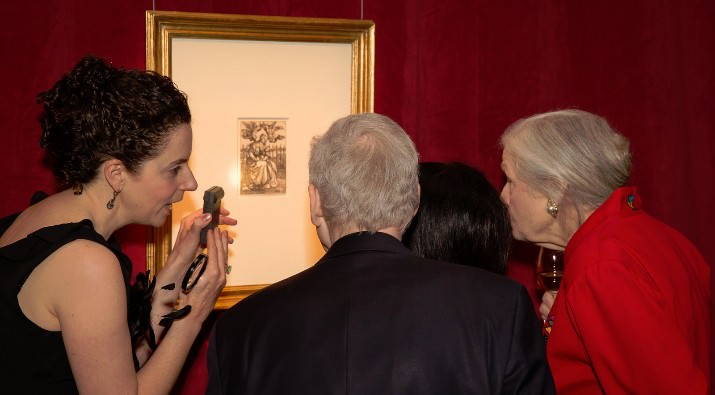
(1, 1, 713, 394)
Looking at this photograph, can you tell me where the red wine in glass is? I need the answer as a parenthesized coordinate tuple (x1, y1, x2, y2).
(536, 247, 564, 292)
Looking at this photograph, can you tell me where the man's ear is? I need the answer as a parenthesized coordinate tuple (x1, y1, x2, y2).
(308, 184, 324, 226)
(309, 183, 332, 251)
(102, 159, 125, 192)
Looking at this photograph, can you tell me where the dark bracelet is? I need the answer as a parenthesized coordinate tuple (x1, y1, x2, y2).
(158, 305, 192, 330)
(182, 253, 208, 292)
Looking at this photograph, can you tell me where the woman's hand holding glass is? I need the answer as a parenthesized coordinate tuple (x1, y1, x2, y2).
(539, 289, 556, 322)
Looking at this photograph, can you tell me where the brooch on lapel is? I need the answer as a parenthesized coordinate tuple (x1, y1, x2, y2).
(626, 194, 640, 210)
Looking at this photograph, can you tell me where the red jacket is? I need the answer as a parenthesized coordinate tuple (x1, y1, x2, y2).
(547, 187, 710, 394)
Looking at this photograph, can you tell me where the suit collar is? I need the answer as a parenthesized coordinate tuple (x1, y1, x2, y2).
(317, 231, 411, 264)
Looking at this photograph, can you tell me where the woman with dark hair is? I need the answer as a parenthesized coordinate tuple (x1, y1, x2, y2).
(403, 161, 512, 275)
(0, 56, 236, 394)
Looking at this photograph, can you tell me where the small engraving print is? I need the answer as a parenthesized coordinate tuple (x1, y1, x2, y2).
(239, 119, 287, 194)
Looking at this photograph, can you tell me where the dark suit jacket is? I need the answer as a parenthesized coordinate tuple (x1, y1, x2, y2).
(206, 232, 553, 395)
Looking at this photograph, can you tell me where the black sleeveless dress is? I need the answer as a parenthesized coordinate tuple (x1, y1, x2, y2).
(0, 217, 133, 394)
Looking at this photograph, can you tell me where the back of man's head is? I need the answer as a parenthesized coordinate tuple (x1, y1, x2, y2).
(309, 113, 419, 233)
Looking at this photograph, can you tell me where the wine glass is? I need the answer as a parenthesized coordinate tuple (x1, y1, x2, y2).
(536, 247, 563, 341)
(535, 247, 564, 294)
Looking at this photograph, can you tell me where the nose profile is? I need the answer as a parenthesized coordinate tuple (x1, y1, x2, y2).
(184, 169, 198, 191)
(500, 185, 508, 204)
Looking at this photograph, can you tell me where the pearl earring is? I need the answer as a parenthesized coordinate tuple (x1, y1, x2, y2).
(546, 199, 559, 218)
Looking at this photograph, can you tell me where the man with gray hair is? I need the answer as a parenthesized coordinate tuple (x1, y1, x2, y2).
(206, 113, 553, 395)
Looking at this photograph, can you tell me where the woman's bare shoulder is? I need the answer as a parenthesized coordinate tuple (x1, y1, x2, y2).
(19, 238, 125, 331)
(1, 191, 88, 246)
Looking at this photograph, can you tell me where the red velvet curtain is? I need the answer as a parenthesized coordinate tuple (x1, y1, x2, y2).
(2, 1, 713, 393)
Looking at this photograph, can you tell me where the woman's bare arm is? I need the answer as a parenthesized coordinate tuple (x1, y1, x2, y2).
(40, 217, 230, 394)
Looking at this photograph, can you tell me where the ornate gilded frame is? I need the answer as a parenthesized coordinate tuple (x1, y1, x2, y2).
(145, 10, 374, 309)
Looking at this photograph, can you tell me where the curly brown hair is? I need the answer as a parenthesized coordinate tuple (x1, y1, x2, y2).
(37, 55, 191, 188)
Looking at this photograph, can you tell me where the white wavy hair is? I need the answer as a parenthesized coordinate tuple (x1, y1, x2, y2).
(309, 113, 420, 232)
(501, 109, 631, 209)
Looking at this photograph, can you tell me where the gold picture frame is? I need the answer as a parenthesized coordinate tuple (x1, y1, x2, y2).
(145, 10, 374, 310)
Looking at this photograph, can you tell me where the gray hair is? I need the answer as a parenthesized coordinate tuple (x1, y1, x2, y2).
(309, 113, 420, 232)
(500, 109, 631, 209)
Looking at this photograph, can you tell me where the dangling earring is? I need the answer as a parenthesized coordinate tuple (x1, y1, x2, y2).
(546, 199, 559, 218)
(106, 190, 119, 209)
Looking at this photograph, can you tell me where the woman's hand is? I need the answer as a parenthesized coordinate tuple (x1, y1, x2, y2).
(134, 210, 235, 371)
(539, 291, 557, 321)
(176, 227, 230, 322)
(153, 208, 236, 310)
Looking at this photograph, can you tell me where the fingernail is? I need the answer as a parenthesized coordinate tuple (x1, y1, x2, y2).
(202, 213, 212, 221)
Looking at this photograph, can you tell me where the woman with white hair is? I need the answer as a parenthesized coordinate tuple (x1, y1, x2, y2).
(499, 109, 710, 394)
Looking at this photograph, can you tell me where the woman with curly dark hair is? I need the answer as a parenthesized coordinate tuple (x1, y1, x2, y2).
(0, 55, 236, 394)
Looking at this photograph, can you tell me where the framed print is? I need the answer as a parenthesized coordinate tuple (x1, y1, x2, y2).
(145, 11, 374, 309)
